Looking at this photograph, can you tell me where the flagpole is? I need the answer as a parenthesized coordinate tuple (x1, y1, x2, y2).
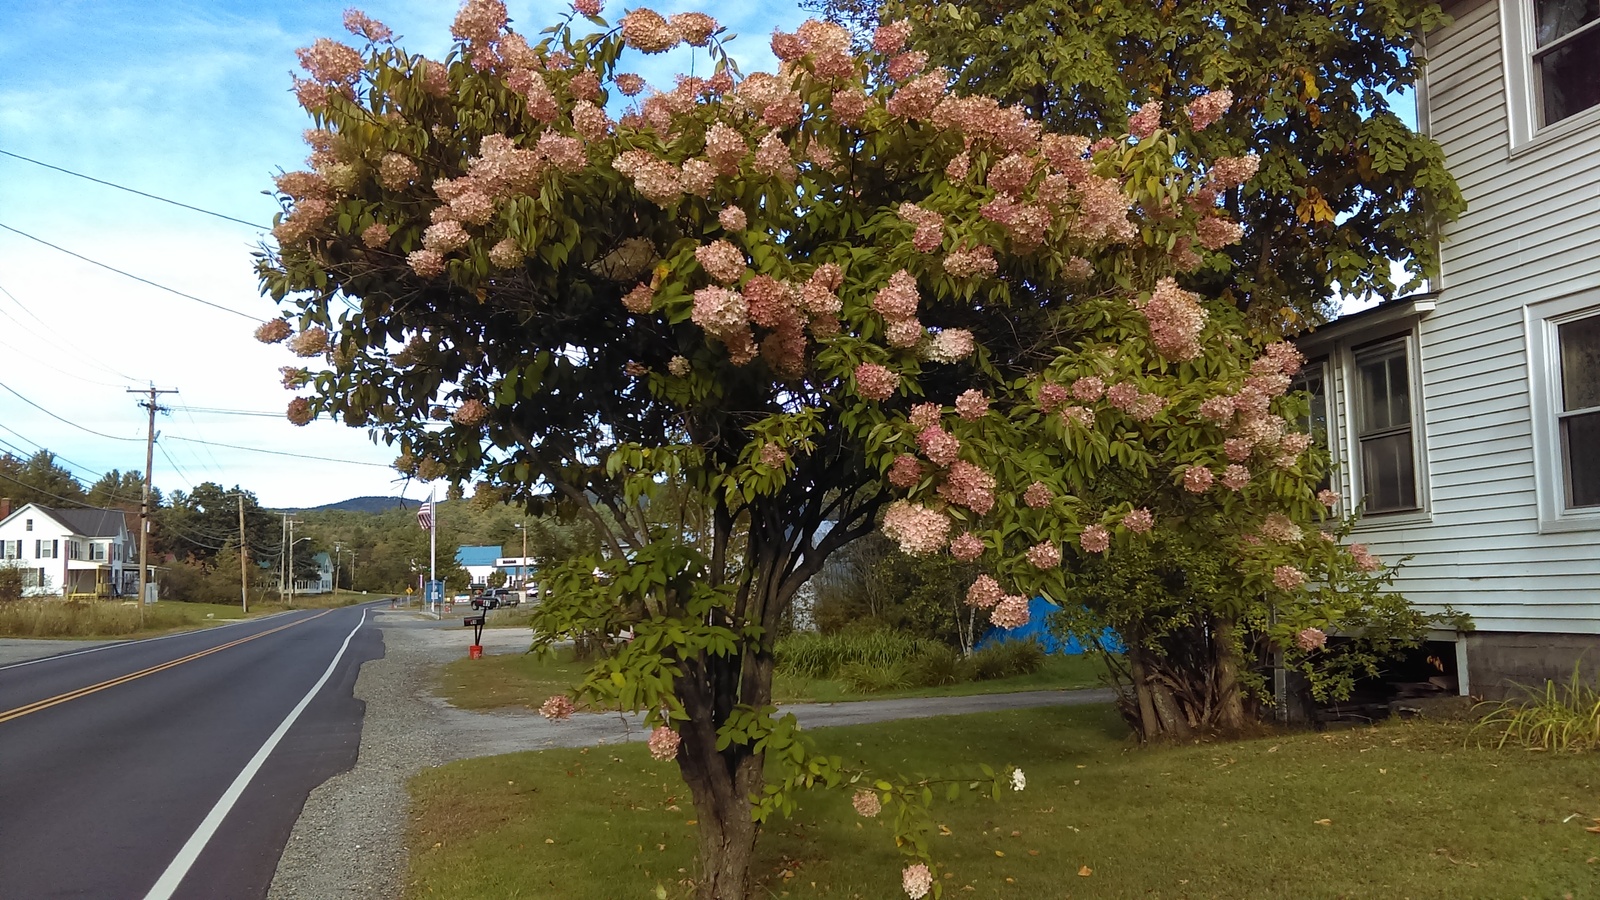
(429, 487, 437, 611)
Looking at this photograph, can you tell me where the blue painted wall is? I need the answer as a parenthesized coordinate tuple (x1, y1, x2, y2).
(975, 596, 1123, 654)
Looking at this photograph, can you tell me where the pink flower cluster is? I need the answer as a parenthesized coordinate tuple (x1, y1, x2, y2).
(759, 444, 789, 468)
(873, 20, 912, 55)
(897, 203, 944, 253)
(718, 206, 747, 231)
(647, 725, 681, 760)
(1317, 489, 1340, 508)
(691, 286, 755, 363)
(923, 329, 975, 363)
(1128, 101, 1162, 138)
(1142, 277, 1208, 361)
(966, 575, 1003, 609)
(452, 0, 507, 46)
(939, 461, 996, 515)
(1071, 376, 1105, 402)
(853, 789, 882, 817)
(695, 240, 745, 284)
(949, 531, 984, 562)
(1272, 566, 1306, 590)
(289, 326, 329, 357)
(873, 269, 920, 322)
(620, 9, 679, 53)
(1185, 89, 1233, 131)
(286, 397, 313, 426)
(1260, 513, 1302, 543)
(452, 398, 489, 426)
(955, 389, 988, 420)
(540, 695, 575, 720)
(903, 863, 933, 899)
(343, 9, 393, 42)
(1123, 508, 1154, 533)
(1023, 482, 1054, 509)
(1350, 543, 1382, 572)
(881, 500, 951, 556)
(888, 454, 923, 488)
(1296, 627, 1327, 651)
(854, 362, 900, 401)
(1221, 464, 1251, 491)
(1060, 405, 1094, 428)
(1210, 155, 1261, 191)
(1026, 540, 1061, 569)
(1183, 466, 1214, 493)
(297, 38, 363, 85)
(1196, 216, 1244, 251)
(990, 596, 1031, 629)
(943, 244, 998, 279)
(255, 319, 292, 344)
(1079, 524, 1110, 553)
(917, 426, 961, 467)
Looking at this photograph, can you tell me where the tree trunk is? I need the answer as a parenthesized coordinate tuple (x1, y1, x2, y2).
(676, 656, 766, 900)
(1126, 645, 1162, 740)
(1211, 617, 1247, 731)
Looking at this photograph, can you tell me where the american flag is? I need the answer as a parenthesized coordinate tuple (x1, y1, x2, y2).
(416, 498, 434, 531)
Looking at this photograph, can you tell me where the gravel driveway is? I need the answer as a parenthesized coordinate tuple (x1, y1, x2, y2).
(267, 611, 1114, 900)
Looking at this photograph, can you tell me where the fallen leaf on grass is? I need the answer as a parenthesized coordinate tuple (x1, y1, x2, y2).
(1314, 819, 1332, 826)
(938, 825, 953, 836)
(1078, 866, 1093, 877)
(1027, 850, 1039, 857)
(1586, 825, 1600, 834)
(994, 850, 1005, 857)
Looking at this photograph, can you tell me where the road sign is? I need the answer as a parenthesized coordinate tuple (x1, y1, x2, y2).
(405, 586, 414, 595)
(424, 580, 444, 603)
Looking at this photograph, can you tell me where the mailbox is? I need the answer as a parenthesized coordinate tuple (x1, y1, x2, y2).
(463, 615, 486, 658)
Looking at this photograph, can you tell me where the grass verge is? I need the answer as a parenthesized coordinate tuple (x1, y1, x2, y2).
(0, 599, 282, 639)
(436, 647, 1105, 711)
(406, 707, 1600, 899)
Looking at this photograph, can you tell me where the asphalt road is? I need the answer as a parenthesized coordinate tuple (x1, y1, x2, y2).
(0, 602, 385, 900)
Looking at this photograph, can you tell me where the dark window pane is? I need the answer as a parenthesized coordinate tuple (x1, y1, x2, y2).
(1558, 316, 1600, 411)
(1562, 410, 1600, 507)
(1357, 345, 1410, 434)
(1536, 0, 1600, 46)
(1361, 432, 1417, 512)
(1538, 26, 1600, 124)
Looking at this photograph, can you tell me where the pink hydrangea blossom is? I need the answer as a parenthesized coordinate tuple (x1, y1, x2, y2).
(408, 249, 446, 277)
(888, 454, 923, 488)
(255, 319, 292, 344)
(886, 319, 924, 348)
(1071, 376, 1106, 402)
(1199, 395, 1236, 425)
(831, 88, 869, 125)
(1196, 216, 1244, 250)
(908, 403, 942, 431)
(965, 574, 1003, 609)
(752, 131, 796, 182)
(942, 244, 997, 279)
(1123, 507, 1154, 533)
(343, 9, 393, 42)
(647, 725, 681, 760)
(296, 38, 363, 84)
(670, 11, 717, 45)
(691, 286, 749, 341)
(452, 398, 489, 426)
(540, 695, 575, 720)
(923, 329, 975, 363)
(622, 283, 653, 314)
(289, 326, 329, 357)
(990, 596, 1031, 629)
(939, 461, 996, 515)
(1038, 383, 1070, 412)
(621, 9, 679, 53)
(1105, 383, 1139, 413)
(1272, 565, 1306, 590)
(854, 363, 899, 401)
(488, 237, 522, 268)
(1260, 513, 1302, 543)
(286, 397, 313, 426)
(1210, 154, 1261, 190)
(949, 532, 984, 562)
(852, 789, 882, 817)
(1224, 437, 1254, 461)
(897, 203, 944, 253)
(718, 206, 747, 231)
(886, 50, 928, 82)
(1183, 466, 1214, 493)
(451, 0, 506, 44)
(667, 355, 690, 377)
(1026, 540, 1061, 569)
(873, 19, 913, 55)
(880, 500, 951, 556)
(759, 444, 789, 468)
(1142, 277, 1208, 361)
(903, 863, 933, 899)
(1350, 543, 1382, 572)
(573, 0, 602, 16)
(1317, 489, 1340, 508)
(1023, 481, 1054, 509)
(872, 270, 920, 321)
(917, 426, 961, 467)
(945, 150, 970, 181)
(1079, 524, 1110, 553)
(695, 240, 746, 285)
(614, 73, 645, 96)
(1296, 627, 1327, 651)
(1059, 405, 1095, 428)
(1128, 101, 1161, 138)
(1221, 464, 1251, 491)
(1185, 89, 1233, 131)
(955, 389, 988, 420)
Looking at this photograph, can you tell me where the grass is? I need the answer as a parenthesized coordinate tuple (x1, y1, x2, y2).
(0, 592, 373, 639)
(436, 647, 1105, 712)
(405, 707, 1600, 900)
(1474, 664, 1600, 752)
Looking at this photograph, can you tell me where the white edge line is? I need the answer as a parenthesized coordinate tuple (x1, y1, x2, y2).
(141, 607, 371, 900)
(0, 612, 294, 673)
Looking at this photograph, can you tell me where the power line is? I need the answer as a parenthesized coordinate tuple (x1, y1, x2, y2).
(168, 404, 285, 418)
(0, 149, 270, 230)
(0, 279, 141, 384)
(0, 222, 262, 321)
(161, 434, 394, 468)
(0, 383, 142, 442)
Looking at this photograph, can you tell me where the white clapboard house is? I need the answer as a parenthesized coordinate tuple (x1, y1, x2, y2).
(1297, 0, 1598, 696)
(0, 501, 137, 599)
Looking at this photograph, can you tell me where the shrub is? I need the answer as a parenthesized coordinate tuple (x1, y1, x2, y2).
(774, 628, 939, 680)
(967, 639, 1047, 681)
(1473, 665, 1600, 752)
(908, 644, 964, 688)
(839, 661, 914, 694)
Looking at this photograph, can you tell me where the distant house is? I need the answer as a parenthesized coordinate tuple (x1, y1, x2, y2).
(292, 552, 335, 595)
(455, 545, 503, 587)
(0, 501, 137, 598)
(1297, 0, 1599, 697)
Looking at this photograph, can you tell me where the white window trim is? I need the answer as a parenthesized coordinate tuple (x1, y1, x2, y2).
(1525, 291, 1600, 532)
(1342, 331, 1433, 525)
(1501, 0, 1600, 152)
(1295, 357, 1342, 514)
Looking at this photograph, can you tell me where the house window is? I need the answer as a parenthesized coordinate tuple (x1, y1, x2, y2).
(1353, 339, 1420, 513)
(25, 519, 32, 532)
(1557, 313, 1600, 507)
(1293, 359, 1334, 495)
(2, 540, 19, 560)
(36, 539, 58, 559)
(91, 542, 107, 562)
(1533, 0, 1600, 126)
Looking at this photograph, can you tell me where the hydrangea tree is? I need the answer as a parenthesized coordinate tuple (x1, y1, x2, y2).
(258, 3, 1437, 895)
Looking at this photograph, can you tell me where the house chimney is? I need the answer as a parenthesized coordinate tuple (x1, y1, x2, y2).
(0, 498, 11, 520)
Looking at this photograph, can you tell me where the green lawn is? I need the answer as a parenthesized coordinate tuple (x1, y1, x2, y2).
(437, 647, 1105, 711)
(405, 707, 1600, 899)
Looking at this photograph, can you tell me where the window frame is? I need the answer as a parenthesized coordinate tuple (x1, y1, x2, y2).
(1293, 357, 1338, 503)
(1502, 0, 1600, 151)
(1525, 292, 1600, 531)
(1348, 335, 1428, 516)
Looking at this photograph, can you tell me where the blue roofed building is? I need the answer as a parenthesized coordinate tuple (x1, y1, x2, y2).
(455, 545, 504, 588)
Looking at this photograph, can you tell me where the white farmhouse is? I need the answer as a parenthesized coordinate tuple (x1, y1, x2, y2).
(1299, 0, 1598, 696)
(0, 501, 138, 598)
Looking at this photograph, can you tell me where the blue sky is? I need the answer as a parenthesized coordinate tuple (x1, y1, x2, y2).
(0, 0, 808, 508)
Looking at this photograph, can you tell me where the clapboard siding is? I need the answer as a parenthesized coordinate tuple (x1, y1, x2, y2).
(1318, 0, 1600, 637)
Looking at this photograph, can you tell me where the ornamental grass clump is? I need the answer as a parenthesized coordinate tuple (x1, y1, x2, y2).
(1472, 664, 1600, 752)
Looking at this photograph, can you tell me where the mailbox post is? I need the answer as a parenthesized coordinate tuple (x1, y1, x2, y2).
(463, 615, 485, 659)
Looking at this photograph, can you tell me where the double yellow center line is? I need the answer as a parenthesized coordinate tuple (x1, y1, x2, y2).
(0, 610, 332, 726)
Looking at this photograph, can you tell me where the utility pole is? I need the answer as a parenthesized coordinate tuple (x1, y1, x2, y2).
(279, 514, 288, 603)
(128, 385, 176, 624)
(238, 494, 249, 614)
(334, 542, 343, 595)
(287, 518, 300, 607)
